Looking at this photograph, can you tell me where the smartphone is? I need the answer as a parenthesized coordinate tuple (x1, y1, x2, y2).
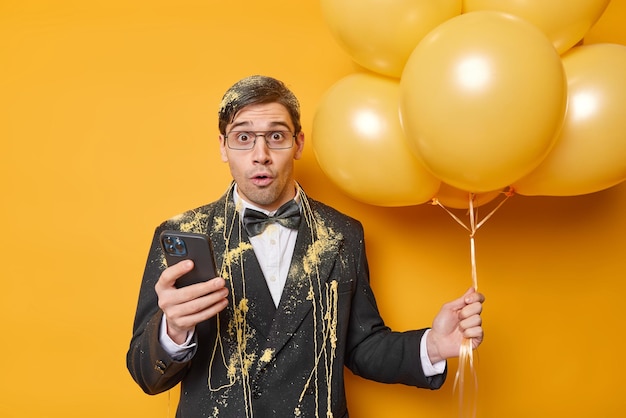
(159, 230, 217, 288)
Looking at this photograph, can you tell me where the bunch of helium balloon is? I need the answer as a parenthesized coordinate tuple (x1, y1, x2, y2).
(313, 0, 625, 206)
(312, 0, 624, 414)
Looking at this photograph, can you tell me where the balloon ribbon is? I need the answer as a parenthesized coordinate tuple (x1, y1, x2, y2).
(431, 188, 513, 417)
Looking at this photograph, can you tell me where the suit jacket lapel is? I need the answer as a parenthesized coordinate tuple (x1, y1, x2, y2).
(240, 250, 276, 338)
(207, 192, 276, 339)
(260, 203, 343, 366)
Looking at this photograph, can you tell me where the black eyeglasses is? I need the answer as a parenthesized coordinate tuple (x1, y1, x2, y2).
(224, 131, 296, 150)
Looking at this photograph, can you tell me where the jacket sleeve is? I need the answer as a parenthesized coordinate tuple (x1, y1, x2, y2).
(343, 227, 446, 390)
(126, 225, 195, 394)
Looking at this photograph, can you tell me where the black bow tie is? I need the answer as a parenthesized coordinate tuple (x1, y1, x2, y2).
(242, 200, 301, 237)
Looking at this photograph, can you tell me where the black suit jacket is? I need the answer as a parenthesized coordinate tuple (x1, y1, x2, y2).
(127, 186, 446, 417)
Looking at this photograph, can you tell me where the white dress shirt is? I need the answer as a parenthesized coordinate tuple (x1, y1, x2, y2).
(238, 191, 298, 308)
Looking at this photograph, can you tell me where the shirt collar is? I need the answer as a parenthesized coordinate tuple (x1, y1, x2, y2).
(233, 183, 301, 217)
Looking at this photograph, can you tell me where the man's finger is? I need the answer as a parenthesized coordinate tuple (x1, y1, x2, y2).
(157, 259, 195, 289)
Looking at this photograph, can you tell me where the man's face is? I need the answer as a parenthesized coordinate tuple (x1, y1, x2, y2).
(219, 102, 305, 211)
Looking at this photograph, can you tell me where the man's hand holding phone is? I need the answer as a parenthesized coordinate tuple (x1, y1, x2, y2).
(155, 260, 229, 345)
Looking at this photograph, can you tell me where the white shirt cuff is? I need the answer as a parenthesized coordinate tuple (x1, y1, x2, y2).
(420, 329, 446, 377)
(159, 315, 196, 361)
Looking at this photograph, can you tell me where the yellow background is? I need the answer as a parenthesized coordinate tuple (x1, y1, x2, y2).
(1, 1, 625, 417)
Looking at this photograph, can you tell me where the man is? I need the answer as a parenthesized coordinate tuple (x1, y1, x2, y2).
(127, 75, 485, 418)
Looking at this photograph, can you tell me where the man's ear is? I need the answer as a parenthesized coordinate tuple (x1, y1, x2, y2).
(294, 131, 305, 160)
(219, 135, 228, 162)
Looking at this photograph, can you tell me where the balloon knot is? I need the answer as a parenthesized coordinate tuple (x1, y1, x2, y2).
(504, 187, 516, 197)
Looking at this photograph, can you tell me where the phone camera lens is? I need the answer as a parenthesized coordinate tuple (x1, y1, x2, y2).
(162, 234, 188, 256)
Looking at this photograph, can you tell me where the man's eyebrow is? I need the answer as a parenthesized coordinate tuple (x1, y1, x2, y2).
(229, 121, 292, 131)
(228, 120, 250, 130)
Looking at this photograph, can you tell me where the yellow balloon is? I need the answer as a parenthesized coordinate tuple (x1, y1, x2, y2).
(321, 0, 462, 78)
(312, 73, 440, 207)
(463, 0, 610, 54)
(400, 11, 567, 193)
(513, 44, 626, 196)
(435, 183, 503, 209)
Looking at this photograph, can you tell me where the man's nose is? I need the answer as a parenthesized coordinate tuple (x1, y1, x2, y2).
(251, 135, 271, 163)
